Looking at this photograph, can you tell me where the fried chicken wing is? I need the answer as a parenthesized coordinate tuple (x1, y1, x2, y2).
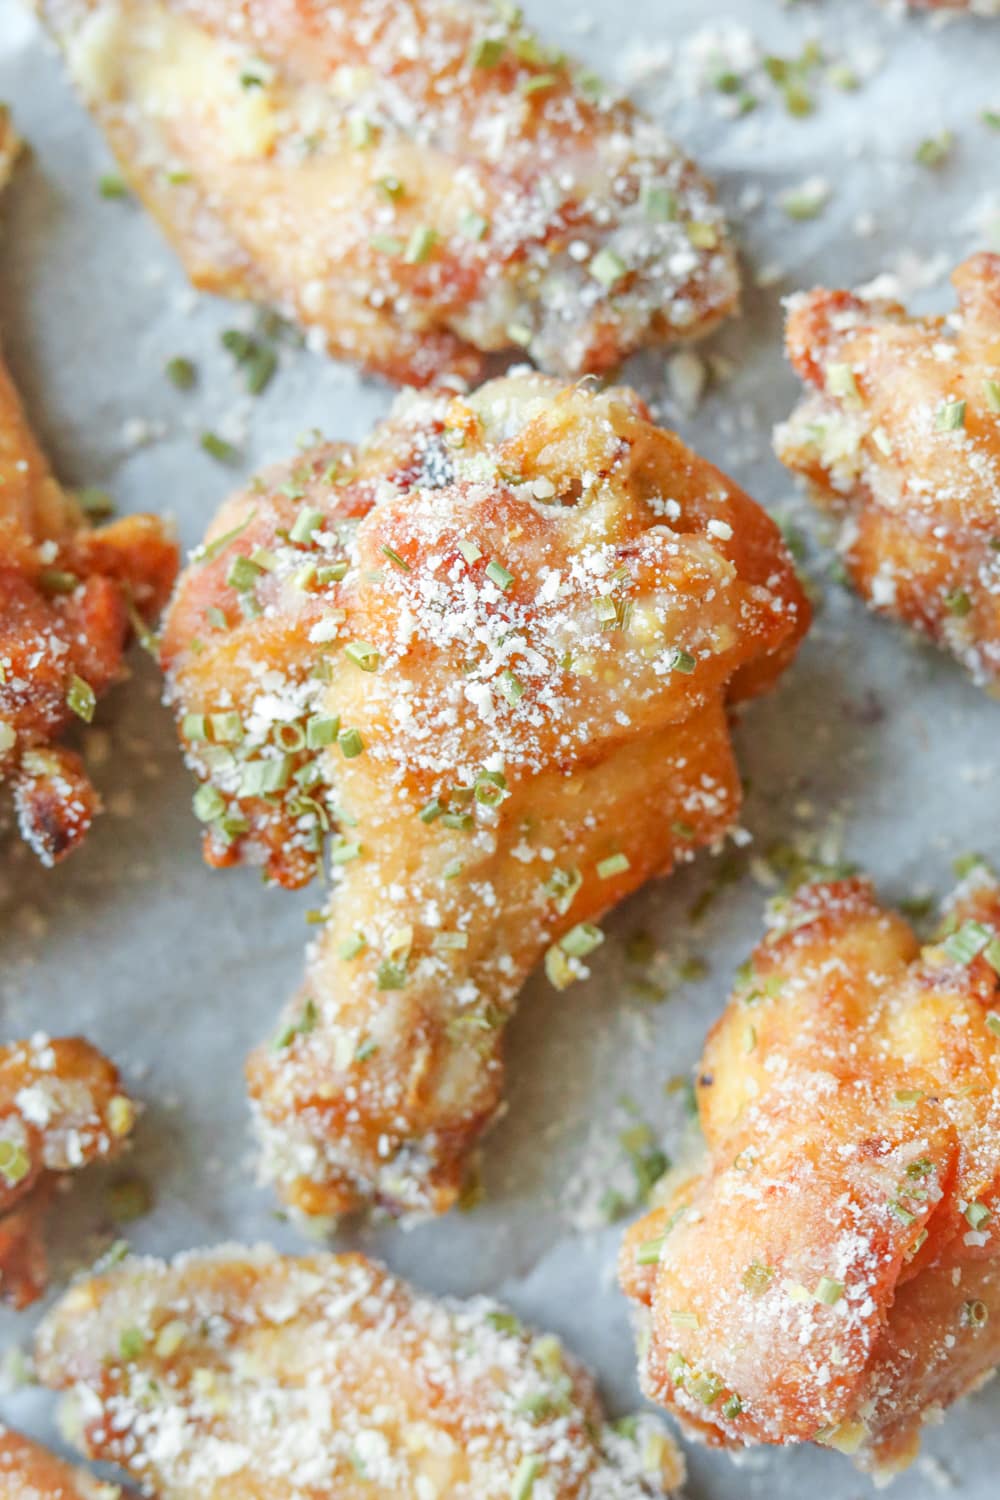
(0, 1426, 126, 1500)
(38, 0, 739, 386)
(160, 372, 808, 1221)
(0, 341, 178, 861)
(620, 866, 1000, 1480)
(34, 1244, 683, 1499)
(775, 253, 1000, 692)
(0, 1035, 137, 1308)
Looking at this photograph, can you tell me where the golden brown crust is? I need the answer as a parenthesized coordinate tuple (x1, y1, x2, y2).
(0, 350, 179, 862)
(34, 1245, 682, 1499)
(620, 868, 1000, 1478)
(0, 1427, 124, 1500)
(0, 1035, 137, 1308)
(160, 371, 809, 1221)
(776, 253, 1000, 692)
(39, 0, 738, 385)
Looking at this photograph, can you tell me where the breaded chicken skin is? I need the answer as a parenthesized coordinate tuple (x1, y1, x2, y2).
(0, 1427, 126, 1500)
(39, 0, 738, 386)
(621, 867, 1000, 1480)
(776, 254, 1000, 692)
(0, 1035, 137, 1308)
(160, 372, 809, 1222)
(35, 1244, 683, 1499)
(0, 345, 178, 861)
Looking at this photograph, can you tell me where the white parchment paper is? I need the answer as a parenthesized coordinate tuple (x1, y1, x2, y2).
(0, 0, 999, 1494)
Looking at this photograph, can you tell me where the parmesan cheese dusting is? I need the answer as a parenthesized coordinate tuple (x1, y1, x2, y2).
(35, 1244, 683, 1499)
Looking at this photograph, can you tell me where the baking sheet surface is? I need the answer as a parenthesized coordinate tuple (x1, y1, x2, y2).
(1, 0, 999, 1494)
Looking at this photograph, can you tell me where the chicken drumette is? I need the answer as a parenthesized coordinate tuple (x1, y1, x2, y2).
(35, 1244, 683, 1499)
(0, 341, 178, 861)
(0, 1034, 137, 1308)
(621, 865, 1000, 1480)
(161, 371, 809, 1222)
(39, 0, 738, 385)
(776, 253, 1000, 692)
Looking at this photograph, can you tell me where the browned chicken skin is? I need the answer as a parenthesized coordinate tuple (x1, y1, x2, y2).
(34, 1244, 683, 1499)
(160, 371, 809, 1223)
(0, 1035, 137, 1308)
(0, 344, 178, 862)
(621, 866, 1000, 1480)
(776, 253, 1000, 693)
(38, 0, 739, 386)
(0, 1426, 126, 1500)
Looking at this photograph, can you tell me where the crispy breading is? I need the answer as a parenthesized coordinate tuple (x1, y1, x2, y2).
(0, 1426, 125, 1500)
(38, 0, 739, 386)
(0, 349, 178, 862)
(0, 1035, 137, 1308)
(160, 371, 809, 1221)
(34, 1244, 683, 1499)
(776, 253, 1000, 692)
(620, 868, 1000, 1480)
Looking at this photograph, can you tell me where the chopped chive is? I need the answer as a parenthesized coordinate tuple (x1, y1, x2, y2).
(338, 727, 364, 759)
(986, 1013, 1000, 1037)
(330, 839, 363, 864)
(560, 921, 604, 959)
(597, 852, 630, 879)
(355, 1038, 378, 1062)
(272, 998, 318, 1050)
(245, 345, 277, 395)
(442, 857, 464, 880)
(165, 356, 196, 390)
(510, 1456, 541, 1500)
(742, 1261, 773, 1296)
(77, 486, 115, 518)
(370, 233, 404, 256)
(418, 798, 444, 823)
(200, 432, 239, 464)
(375, 174, 405, 201)
(935, 398, 967, 432)
(965, 1201, 991, 1230)
(943, 919, 991, 964)
(475, 770, 508, 807)
(945, 588, 971, 617)
(915, 131, 953, 168)
(349, 114, 374, 148)
(240, 757, 291, 796)
(66, 674, 96, 723)
(639, 182, 676, 222)
(721, 1394, 743, 1419)
(344, 640, 380, 672)
(118, 1327, 145, 1361)
(404, 225, 438, 264)
(226, 554, 262, 591)
(983, 110, 1000, 130)
(668, 648, 696, 674)
(39, 568, 79, 595)
(507, 320, 533, 347)
(984, 379, 1000, 413)
(0, 1140, 29, 1187)
(669, 1310, 699, 1329)
(485, 559, 514, 591)
(589, 247, 627, 288)
(338, 932, 367, 960)
(441, 810, 474, 831)
(815, 1276, 845, 1305)
(688, 1371, 724, 1405)
(432, 931, 469, 952)
(381, 544, 410, 571)
(544, 866, 582, 916)
(458, 539, 483, 563)
(470, 35, 505, 67)
(306, 715, 339, 749)
(686, 220, 719, 249)
(891, 1088, 924, 1110)
(182, 713, 207, 742)
(376, 958, 408, 990)
(289, 507, 324, 544)
(965, 1298, 989, 1327)
(206, 606, 228, 630)
(210, 712, 243, 743)
(193, 784, 226, 822)
(99, 173, 128, 199)
(826, 363, 860, 404)
(197, 509, 256, 565)
(636, 1235, 666, 1266)
(520, 72, 556, 95)
(499, 669, 524, 705)
(594, 595, 618, 626)
(459, 207, 490, 240)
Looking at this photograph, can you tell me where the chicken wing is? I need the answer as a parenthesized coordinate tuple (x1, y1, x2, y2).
(34, 1243, 683, 1499)
(0, 1035, 137, 1308)
(159, 371, 809, 1222)
(620, 866, 1000, 1480)
(775, 253, 1000, 692)
(38, 0, 739, 386)
(0, 338, 178, 861)
(0, 1426, 126, 1500)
